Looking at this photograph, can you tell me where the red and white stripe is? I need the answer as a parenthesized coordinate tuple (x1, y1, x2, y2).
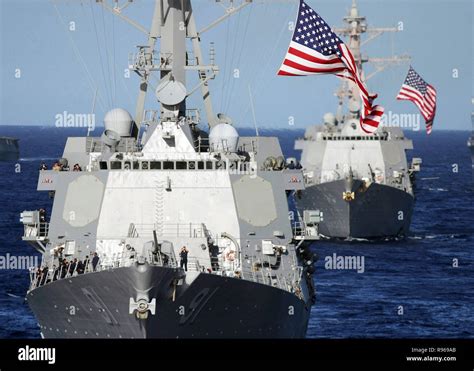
(397, 84, 436, 135)
(337, 44, 384, 134)
(277, 41, 347, 76)
(278, 42, 384, 134)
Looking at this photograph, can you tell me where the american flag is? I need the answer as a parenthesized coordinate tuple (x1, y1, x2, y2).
(278, 0, 384, 134)
(396, 66, 437, 134)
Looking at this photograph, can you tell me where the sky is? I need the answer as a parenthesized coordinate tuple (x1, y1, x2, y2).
(0, 0, 472, 131)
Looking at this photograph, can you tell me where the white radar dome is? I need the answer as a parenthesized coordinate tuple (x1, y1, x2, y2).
(209, 123, 239, 153)
(323, 112, 336, 126)
(104, 108, 133, 137)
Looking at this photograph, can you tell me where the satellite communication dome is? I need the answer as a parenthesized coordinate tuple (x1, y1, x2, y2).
(323, 112, 336, 127)
(104, 108, 133, 137)
(209, 123, 239, 153)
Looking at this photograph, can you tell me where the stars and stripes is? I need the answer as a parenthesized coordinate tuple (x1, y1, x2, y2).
(277, 0, 384, 134)
(396, 66, 437, 134)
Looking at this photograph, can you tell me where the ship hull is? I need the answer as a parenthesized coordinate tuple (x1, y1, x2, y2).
(0, 137, 19, 161)
(295, 179, 414, 239)
(27, 265, 310, 339)
(469, 138, 474, 183)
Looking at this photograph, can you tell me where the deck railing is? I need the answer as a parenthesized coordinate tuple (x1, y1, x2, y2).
(23, 222, 49, 240)
(126, 223, 206, 239)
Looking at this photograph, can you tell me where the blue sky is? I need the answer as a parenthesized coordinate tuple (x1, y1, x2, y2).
(0, 0, 472, 130)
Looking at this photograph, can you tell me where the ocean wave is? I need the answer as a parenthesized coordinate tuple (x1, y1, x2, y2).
(6, 293, 21, 298)
(409, 233, 472, 240)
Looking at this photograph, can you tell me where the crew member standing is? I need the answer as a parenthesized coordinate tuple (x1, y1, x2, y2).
(179, 246, 189, 272)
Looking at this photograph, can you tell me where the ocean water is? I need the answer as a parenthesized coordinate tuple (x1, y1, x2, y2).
(0, 126, 472, 338)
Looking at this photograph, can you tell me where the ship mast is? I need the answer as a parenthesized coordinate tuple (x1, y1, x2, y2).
(97, 0, 252, 137)
(333, 0, 410, 123)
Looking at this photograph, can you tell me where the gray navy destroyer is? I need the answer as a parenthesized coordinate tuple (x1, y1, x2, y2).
(0, 136, 19, 161)
(293, 1, 421, 239)
(468, 98, 474, 182)
(21, 0, 317, 338)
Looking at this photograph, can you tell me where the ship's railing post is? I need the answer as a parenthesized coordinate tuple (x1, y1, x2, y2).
(84, 258, 90, 274)
(48, 255, 55, 282)
(248, 257, 254, 282)
(28, 267, 36, 291)
(158, 249, 163, 266)
(260, 263, 266, 285)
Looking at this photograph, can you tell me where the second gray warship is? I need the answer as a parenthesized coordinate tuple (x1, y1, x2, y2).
(293, 1, 421, 239)
(468, 99, 474, 183)
(0, 136, 19, 161)
(20, 0, 317, 338)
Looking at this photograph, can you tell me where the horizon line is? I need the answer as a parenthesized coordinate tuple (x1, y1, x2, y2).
(0, 124, 471, 132)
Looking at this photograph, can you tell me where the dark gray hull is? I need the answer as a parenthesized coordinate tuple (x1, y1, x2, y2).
(0, 137, 19, 161)
(27, 265, 310, 338)
(469, 137, 474, 182)
(295, 179, 414, 239)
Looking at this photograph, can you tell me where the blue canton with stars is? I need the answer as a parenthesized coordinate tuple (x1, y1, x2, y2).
(292, 1, 344, 57)
(404, 67, 429, 95)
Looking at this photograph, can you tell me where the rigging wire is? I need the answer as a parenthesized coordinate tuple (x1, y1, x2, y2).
(90, 1, 135, 111)
(220, 16, 232, 112)
(112, 6, 117, 107)
(234, 1, 274, 122)
(50, 0, 107, 112)
(237, 1, 297, 125)
(119, 73, 136, 109)
(89, 0, 111, 110)
(221, 5, 243, 114)
(100, 3, 113, 108)
(232, 1, 274, 123)
(220, 2, 257, 122)
(223, 4, 249, 114)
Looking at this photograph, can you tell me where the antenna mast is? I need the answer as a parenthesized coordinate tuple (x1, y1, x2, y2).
(333, 0, 410, 122)
(97, 0, 252, 137)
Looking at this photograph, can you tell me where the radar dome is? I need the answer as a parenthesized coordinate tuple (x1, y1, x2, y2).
(104, 108, 133, 137)
(323, 113, 336, 127)
(209, 123, 239, 153)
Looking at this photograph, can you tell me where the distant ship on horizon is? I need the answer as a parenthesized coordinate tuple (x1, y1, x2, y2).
(0, 136, 19, 161)
(292, 1, 421, 240)
(468, 98, 474, 182)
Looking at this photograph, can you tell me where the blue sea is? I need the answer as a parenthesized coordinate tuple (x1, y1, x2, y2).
(0, 126, 473, 338)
